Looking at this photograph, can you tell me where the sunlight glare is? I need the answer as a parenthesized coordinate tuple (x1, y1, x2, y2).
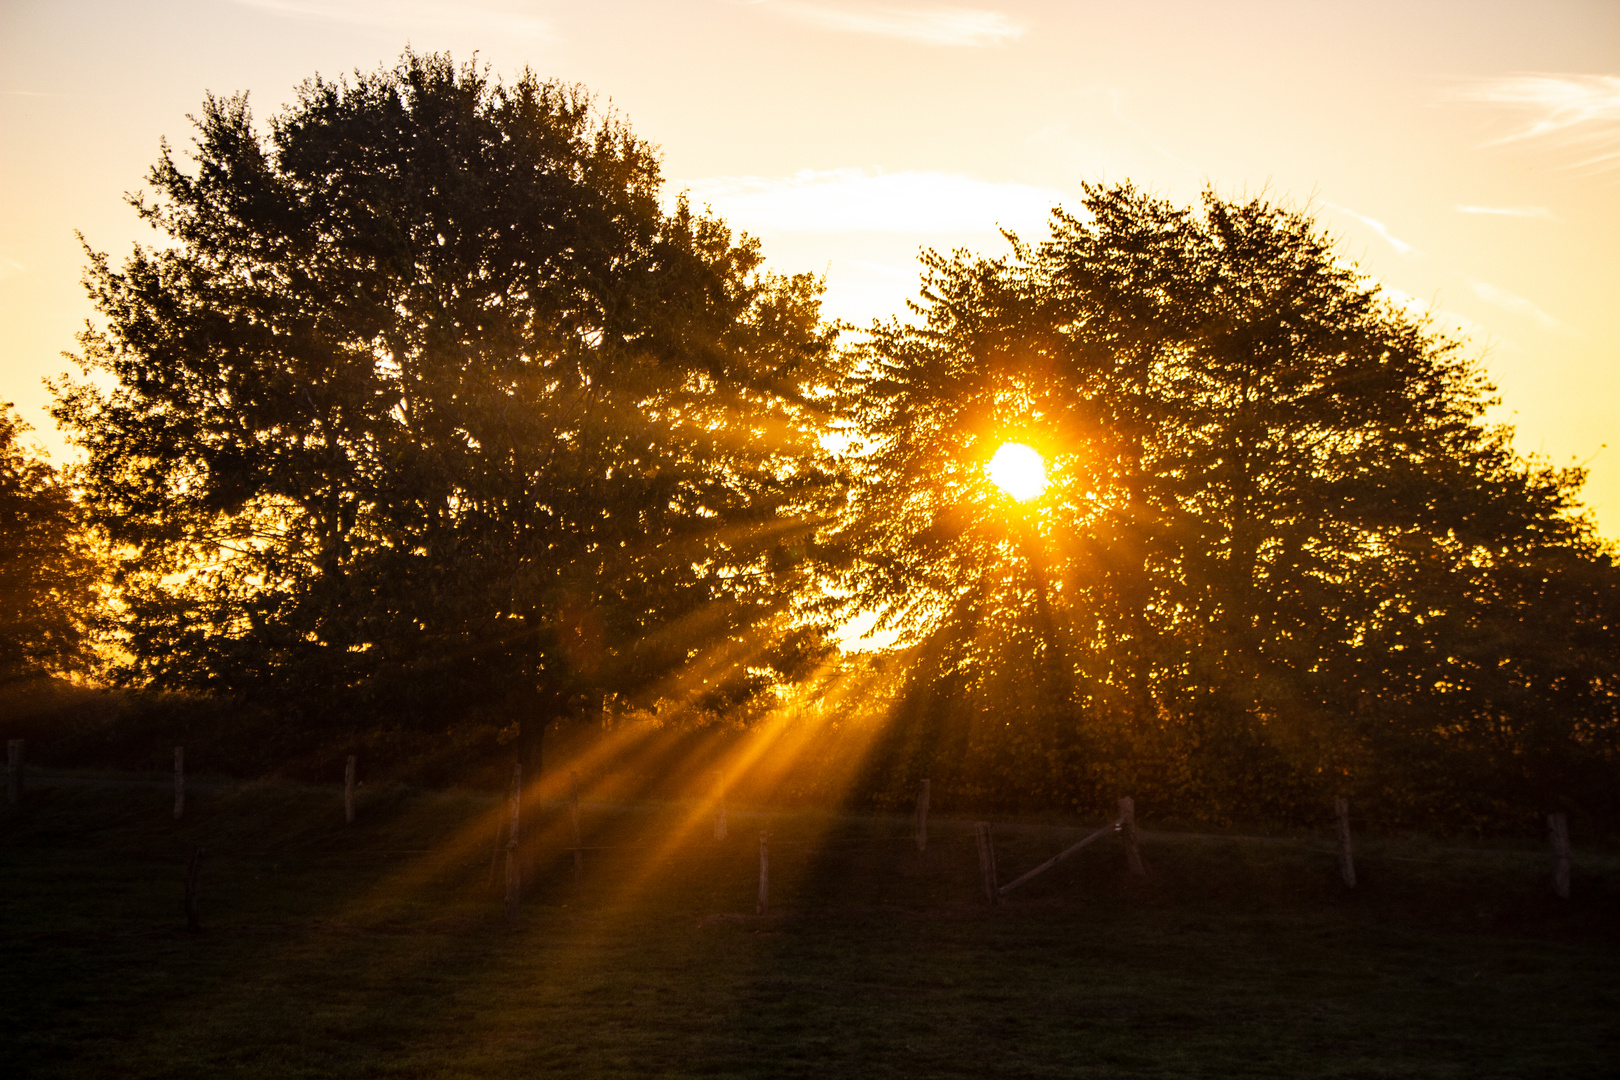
(986, 442, 1046, 501)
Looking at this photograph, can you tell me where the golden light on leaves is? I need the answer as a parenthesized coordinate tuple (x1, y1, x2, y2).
(986, 442, 1046, 501)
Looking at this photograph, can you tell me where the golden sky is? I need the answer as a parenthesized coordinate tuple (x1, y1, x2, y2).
(3, 0, 1617, 534)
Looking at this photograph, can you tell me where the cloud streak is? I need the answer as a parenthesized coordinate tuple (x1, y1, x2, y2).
(1454, 73, 1620, 172)
(1470, 279, 1563, 333)
(1324, 202, 1418, 257)
(759, 3, 1026, 46)
(677, 168, 1065, 234)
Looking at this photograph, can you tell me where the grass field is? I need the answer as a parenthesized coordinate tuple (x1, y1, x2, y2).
(4, 772, 1618, 1078)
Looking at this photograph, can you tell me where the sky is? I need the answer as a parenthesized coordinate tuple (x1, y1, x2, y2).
(2, 0, 1618, 536)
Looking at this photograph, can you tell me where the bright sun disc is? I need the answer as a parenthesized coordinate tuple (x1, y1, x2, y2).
(986, 442, 1046, 501)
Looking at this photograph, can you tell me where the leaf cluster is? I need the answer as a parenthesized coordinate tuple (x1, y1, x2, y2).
(0, 404, 106, 684)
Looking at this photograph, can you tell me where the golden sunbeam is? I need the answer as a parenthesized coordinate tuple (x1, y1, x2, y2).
(585, 649, 902, 912)
(986, 442, 1046, 501)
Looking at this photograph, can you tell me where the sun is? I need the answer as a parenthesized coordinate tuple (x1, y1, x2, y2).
(986, 442, 1046, 501)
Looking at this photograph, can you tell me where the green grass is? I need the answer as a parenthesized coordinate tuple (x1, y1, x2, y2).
(4, 774, 1618, 1078)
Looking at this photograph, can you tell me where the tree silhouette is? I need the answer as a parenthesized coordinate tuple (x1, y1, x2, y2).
(53, 53, 844, 755)
(839, 183, 1618, 823)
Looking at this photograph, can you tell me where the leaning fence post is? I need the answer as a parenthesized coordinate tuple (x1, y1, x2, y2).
(756, 831, 769, 915)
(173, 747, 185, 820)
(1548, 812, 1571, 900)
(569, 769, 584, 885)
(504, 762, 522, 921)
(975, 822, 1000, 905)
(6, 739, 21, 805)
(344, 755, 356, 824)
(1118, 797, 1145, 876)
(184, 845, 204, 932)
(1335, 797, 1357, 888)
(915, 779, 931, 853)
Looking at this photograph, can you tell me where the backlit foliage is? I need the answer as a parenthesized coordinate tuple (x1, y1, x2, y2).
(837, 184, 1620, 825)
(53, 53, 844, 749)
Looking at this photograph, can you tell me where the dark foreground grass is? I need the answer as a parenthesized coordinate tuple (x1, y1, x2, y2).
(4, 775, 1618, 1078)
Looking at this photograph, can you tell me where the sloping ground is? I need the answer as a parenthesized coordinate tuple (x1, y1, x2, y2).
(4, 774, 1617, 1078)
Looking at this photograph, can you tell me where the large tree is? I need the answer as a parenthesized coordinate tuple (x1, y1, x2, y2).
(54, 53, 842, 757)
(840, 183, 1619, 824)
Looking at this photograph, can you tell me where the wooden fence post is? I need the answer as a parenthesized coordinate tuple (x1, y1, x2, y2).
(504, 762, 522, 921)
(173, 747, 185, 820)
(6, 739, 20, 805)
(1548, 812, 1571, 900)
(915, 779, 931, 853)
(756, 831, 769, 915)
(344, 755, 356, 825)
(184, 845, 204, 932)
(569, 770, 583, 885)
(1118, 797, 1145, 876)
(1335, 797, 1357, 888)
(975, 822, 1000, 905)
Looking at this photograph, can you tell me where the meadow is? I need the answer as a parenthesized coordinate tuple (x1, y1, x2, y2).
(4, 772, 1617, 1079)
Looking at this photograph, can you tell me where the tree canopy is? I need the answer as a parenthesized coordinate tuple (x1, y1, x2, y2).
(54, 53, 843, 751)
(0, 404, 104, 685)
(837, 183, 1620, 826)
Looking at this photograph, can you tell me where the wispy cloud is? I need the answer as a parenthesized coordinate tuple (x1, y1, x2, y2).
(677, 168, 1065, 234)
(1454, 204, 1554, 219)
(228, 0, 554, 38)
(758, 3, 1026, 46)
(1324, 202, 1418, 257)
(1470, 279, 1563, 333)
(1453, 73, 1620, 172)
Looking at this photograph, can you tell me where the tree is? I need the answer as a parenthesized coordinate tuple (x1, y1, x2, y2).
(839, 183, 1619, 824)
(53, 53, 843, 759)
(0, 404, 104, 684)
